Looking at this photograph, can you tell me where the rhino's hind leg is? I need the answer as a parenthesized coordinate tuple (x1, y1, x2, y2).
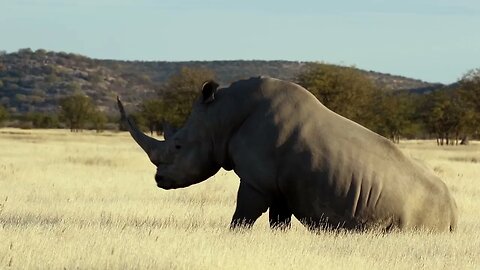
(230, 182, 269, 230)
(269, 199, 292, 230)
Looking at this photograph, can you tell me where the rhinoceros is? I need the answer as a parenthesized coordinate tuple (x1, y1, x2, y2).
(118, 76, 458, 232)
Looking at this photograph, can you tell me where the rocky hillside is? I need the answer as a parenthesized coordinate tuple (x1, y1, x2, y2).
(0, 49, 443, 115)
(362, 70, 443, 92)
(0, 49, 158, 114)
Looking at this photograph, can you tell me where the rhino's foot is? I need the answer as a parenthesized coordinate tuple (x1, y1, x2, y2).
(229, 218, 256, 231)
(270, 221, 291, 230)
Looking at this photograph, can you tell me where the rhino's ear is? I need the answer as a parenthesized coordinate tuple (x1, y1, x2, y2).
(201, 80, 219, 104)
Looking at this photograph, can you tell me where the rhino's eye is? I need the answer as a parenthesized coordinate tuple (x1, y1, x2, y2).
(175, 144, 182, 150)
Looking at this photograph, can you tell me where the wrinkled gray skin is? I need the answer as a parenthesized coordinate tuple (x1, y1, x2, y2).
(118, 77, 458, 232)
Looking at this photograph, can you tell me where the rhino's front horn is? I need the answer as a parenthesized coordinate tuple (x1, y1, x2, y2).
(117, 97, 165, 165)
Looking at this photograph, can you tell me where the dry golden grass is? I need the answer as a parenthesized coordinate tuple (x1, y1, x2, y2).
(0, 128, 479, 269)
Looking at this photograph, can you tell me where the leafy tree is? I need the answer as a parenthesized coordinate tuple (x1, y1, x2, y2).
(422, 91, 450, 145)
(90, 109, 108, 133)
(26, 112, 60, 128)
(35, 49, 47, 55)
(159, 67, 216, 127)
(59, 94, 94, 132)
(140, 99, 166, 135)
(457, 68, 480, 138)
(421, 89, 475, 145)
(67, 82, 82, 93)
(17, 48, 33, 55)
(372, 92, 416, 143)
(296, 63, 379, 128)
(420, 69, 480, 145)
(459, 68, 480, 111)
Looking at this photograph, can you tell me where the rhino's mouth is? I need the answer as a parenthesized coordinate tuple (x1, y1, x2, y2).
(155, 174, 175, 190)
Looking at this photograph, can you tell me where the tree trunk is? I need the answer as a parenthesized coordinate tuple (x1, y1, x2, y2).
(461, 136, 469, 145)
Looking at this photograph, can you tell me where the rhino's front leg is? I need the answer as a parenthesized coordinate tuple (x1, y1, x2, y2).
(230, 182, 269, 230)
(269, 199, 292, 230)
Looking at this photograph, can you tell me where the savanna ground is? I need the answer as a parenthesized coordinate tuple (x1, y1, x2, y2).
(0, 128, 479, 269)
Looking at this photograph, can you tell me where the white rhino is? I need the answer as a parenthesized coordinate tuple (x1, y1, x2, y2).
(118, 77, 458, 232)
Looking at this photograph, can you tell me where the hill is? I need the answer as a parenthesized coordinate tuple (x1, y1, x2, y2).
(0, 49, 443, 115)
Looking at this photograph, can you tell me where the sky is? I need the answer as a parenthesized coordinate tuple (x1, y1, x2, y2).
(1, 0, 479, 84)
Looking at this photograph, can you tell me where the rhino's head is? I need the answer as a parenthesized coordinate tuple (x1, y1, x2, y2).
(118, 81, 221, 189)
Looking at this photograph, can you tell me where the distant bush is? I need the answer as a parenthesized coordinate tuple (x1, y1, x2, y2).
(89, 110, 108, 133)
(0, 104, 9, 126)
(26, 112, 60, 129)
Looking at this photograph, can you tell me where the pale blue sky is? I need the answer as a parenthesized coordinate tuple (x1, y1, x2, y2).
(1, 0, 479, 83)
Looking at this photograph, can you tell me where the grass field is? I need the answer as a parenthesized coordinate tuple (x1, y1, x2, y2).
(0, 128, 479, 269)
